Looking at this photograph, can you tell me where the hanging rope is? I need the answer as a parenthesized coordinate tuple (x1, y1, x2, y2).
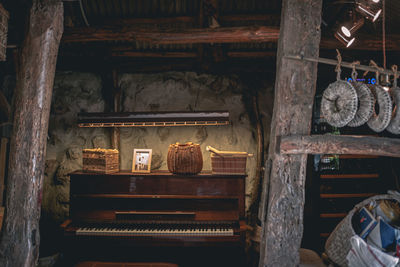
(383, 0, 387, 69)
(392, 65, 399, 88)
(335, 49, 342, 81)
(369, 60, 384, 84)
(351, 61, 360, 81)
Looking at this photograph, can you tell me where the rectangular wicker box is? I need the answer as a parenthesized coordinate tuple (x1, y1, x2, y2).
(82, 148, 119, 174)
(210, 153, 247, 175)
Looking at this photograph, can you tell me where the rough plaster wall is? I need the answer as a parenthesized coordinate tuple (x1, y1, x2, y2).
(44, 72, 110, 221)
(39, 71, 273, 223)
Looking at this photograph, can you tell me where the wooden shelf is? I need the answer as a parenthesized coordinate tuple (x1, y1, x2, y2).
(320, 193, 376, 199)
(320, 174, 379, 179)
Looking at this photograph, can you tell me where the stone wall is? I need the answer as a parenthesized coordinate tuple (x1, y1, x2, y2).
(40, 71, 273, 222)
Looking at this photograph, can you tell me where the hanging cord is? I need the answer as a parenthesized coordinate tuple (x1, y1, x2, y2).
(392, 65, 399, 88)
(351, 61, 361, 81)
(369, 60, 384, 84)
(335, 49, 342, 81)
(383, 0, 386, 69)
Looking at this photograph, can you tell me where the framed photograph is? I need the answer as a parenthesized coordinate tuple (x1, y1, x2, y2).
(132, 149, 152, 173)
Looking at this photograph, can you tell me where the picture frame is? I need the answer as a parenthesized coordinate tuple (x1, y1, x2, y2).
(132, 149, 152, 173)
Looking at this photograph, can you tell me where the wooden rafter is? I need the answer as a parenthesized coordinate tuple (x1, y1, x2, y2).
(62, 25, 280, 44)
(98, 14, 280, 26)
(279, 135, 400, 158)
(61, 21, 400, 51)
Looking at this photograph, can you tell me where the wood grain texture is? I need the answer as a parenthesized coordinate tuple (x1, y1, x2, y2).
(280, 135, 400, 158)
(0, 138, 8, 206)
(62, 25, 280, 44)
(0, 0, 63, 266)
(258, 0, 322, 266)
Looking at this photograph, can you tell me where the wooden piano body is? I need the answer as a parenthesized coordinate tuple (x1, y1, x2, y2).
(61, 170, 247, 266)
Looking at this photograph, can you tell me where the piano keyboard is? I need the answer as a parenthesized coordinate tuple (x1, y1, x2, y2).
(76, 225, 234, 236)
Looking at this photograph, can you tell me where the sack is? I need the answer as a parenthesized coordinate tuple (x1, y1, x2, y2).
(167, 142, 203, 174)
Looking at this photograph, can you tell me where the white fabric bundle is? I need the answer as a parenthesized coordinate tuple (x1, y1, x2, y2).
(346, 235, 399, 267)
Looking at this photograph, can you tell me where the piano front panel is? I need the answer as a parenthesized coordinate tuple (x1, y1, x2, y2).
(70, 197, 239, 222)
(70, 171, 246, 218)
(70, 172, 243, 196)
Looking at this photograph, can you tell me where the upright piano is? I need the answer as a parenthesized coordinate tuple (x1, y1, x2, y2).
(61, 170, 247, 266)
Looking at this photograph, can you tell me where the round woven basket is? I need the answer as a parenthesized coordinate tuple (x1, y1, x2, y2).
(325, 193, 400, 267)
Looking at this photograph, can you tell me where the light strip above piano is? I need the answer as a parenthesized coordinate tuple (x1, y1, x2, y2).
(77, 111, 230, 128)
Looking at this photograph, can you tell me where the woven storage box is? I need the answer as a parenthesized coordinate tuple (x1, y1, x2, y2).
(82, 148, 119, 174)
(325, 193, 400, 266)
(210, 153, 247, 175)
(207, 146, 251, 175)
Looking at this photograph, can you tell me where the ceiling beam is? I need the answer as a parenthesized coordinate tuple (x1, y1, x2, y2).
(62, 24, 400, 51)
(98, 14, 280, 26)
(62, 25, 280, 44)
(111, 51, 198, 58)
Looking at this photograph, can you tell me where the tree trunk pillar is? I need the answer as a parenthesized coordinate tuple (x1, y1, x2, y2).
(0, 1, 63, 266)
(259, 0, 322, 266)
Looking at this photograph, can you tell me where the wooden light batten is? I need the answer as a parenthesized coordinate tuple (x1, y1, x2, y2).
(77, 111, 230, 128)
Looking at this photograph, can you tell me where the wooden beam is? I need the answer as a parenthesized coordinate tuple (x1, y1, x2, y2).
(103, 16, 196, 25)
(227, 51, 276, 58)
(0, 138, 8, 206)
(62, 26, 280, 44)
(279, 135, 400, 158)
(111, 51, 197, 58)
(0, 91, 11, 122)
(320, 34, 400, 51)
(0, 0, 63, 266)
(220, 14, 281, 23)
(111, 70, 121, 157)
(99, 14, 281, 26)
(62, 23, 400, 51)
(258, 0, 322, 266)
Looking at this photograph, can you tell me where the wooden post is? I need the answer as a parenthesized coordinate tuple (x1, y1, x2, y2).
(0, 0, 63, 266)
(258, 0, 322, 266)
(111, 70, 121, 153)
(0, 138, 8, 206)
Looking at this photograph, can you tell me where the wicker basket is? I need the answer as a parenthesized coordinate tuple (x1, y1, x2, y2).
(325, 193, 400, 266)
(82, 148, 119, 174)
(206, 146, 252, 175)
(0, 4, 8, 62)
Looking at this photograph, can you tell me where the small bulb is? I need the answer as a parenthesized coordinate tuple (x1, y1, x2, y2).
(341, 26, 351, 37)
(383, 86, 390, 92)
(372, 0, 380, 3)
(373, 9, 382, 22)
(347, 38, 355, 47)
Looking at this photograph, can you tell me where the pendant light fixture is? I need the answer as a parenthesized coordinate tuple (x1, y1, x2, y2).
(334, 31, 355, 48)
(355, 0, 382, 22)
(334, 11, 364, 48)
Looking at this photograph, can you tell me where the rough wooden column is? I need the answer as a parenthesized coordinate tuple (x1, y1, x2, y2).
(111, 70, 121, 152)
(258, 0, 322, 266)
(0, 0, 63, 266)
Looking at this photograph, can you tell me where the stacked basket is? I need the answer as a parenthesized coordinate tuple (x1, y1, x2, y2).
(321, 77, 400, 134)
